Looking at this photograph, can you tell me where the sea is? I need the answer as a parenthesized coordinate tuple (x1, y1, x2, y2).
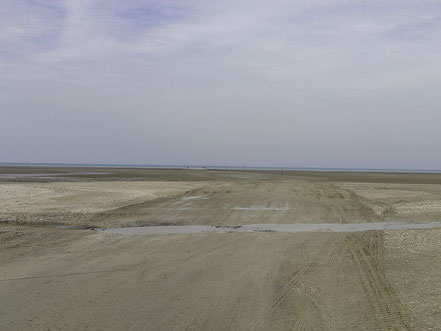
(0, 162, 440, 174)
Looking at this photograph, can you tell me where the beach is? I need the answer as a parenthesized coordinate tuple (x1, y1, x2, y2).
(1, 167, 441, 329)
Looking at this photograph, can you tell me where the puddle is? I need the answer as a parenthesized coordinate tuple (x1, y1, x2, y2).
(56, 225, 90, 230)
(182, 196, 206, 201)
(103, 225, 228, 235)
(101, 222, 441, 235)
(0, 172, 111, 179)
(232, 207, 290, 211)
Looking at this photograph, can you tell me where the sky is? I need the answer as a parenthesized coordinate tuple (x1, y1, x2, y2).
(1, 0, 440, 169)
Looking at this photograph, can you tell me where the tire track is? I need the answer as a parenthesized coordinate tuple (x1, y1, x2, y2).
(270, 238, 332, 310)
(252, 235, 341, 330)
(291, 235, 346, 330)
(346, 232, 413, 330)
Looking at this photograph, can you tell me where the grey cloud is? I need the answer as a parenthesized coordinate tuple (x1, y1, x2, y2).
(0, 0, 440, 169)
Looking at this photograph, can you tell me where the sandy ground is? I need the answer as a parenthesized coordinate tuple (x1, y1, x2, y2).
(2, 169, 440, 227)
(0, 181, 210, 213)
(1, 167, 441, 330)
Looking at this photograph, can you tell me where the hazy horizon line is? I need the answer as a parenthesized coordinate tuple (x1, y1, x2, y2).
(1, 162, 440, 173)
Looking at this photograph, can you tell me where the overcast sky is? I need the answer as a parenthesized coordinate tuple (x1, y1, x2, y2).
(1, 0, 440, 169)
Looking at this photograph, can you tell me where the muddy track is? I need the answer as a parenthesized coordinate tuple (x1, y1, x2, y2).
(252, 236, 344, 330)
(103, 181, 388, 227)
(251, 232, 414, 330)
(346, 232, 413, 330)
(290, 238, 345, 331)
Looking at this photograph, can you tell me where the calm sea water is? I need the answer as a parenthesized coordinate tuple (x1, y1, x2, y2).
(0, 162, 440, 174)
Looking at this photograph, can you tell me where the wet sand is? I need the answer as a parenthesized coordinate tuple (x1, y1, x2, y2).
(1, 167, 441, 330)
(102, 222, 441, 235)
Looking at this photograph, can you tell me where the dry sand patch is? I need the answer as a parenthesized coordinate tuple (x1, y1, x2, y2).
(0, 181, 209, 214)
(385, 228, 441, 330)
(335, 182, 441, 221)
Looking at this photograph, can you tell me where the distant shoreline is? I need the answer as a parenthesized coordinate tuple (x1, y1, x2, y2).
(1, 162, 440, 174)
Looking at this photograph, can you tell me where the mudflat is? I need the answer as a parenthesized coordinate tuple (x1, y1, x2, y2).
(1, 167, 441, 330)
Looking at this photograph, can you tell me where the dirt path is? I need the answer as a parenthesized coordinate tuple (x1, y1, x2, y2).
(0, 226, 428, 330)
(97, 181, 383, 226)
(2, 169, 441, 228)
(346, 232, 412, 330)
